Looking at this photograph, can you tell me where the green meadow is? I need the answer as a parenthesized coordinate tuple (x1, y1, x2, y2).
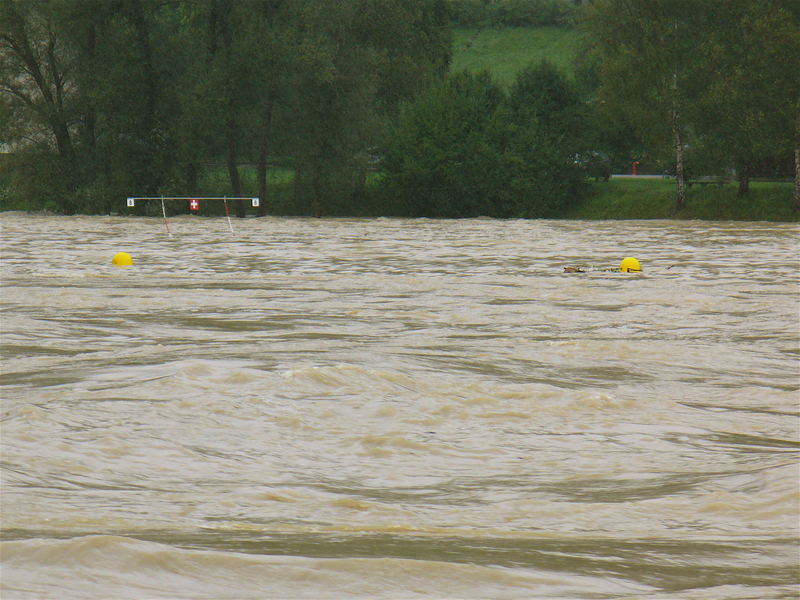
(451, 26, 583, 84)
(194, 167, 798, 222)
(575, 179, 798, 222)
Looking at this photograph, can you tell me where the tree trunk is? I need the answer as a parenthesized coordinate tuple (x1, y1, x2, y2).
(226, 138, 242, 196)
(671, 109, 687, 211)
(6, 9, 77, 182)
(80, 22, 97, 164)
(736, 161, 751, 196)
(354, 165, 367, 207)
(668, 50, 688, 211)
(794, 147, 800, 211)
(293, 165, 303, 211)
(257, 99, 274, 217)
(126, 0, 160, 196)
(311, 163, 322, 217)
(795, 108, 800, 211)
(225, 115, 244, 217)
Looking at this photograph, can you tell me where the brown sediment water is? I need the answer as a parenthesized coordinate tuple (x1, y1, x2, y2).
(1, 213, 798, 599)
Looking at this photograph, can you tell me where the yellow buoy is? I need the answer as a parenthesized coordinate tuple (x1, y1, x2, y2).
(112, 251, 133, 267)
(620, 257, 641, 272)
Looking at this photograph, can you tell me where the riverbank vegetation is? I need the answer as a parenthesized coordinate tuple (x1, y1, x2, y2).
(1, 0, 798, 220)
(570, 179, 798, 222)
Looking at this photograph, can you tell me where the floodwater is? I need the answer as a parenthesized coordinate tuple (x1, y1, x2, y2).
(1, 213, 798, 599)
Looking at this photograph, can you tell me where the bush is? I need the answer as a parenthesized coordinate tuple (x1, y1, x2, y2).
(1, 151, 74, 212)
(380, 71, 512, 217)
(379, 63, 588, 218)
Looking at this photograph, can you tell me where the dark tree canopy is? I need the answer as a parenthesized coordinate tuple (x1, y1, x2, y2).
(0, 0, 452, 215)
(1, 0, 796, 215)
(380, 64, 588, 218)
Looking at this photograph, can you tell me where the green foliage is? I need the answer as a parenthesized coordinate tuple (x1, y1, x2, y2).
(0, 152, 66, 212)
(0, 0, 451, 215)
(380, 71, 507, 217)
(354, 0, 453, 108)
(504, 61, 588, 215)
(380, 64, 588, 218)
(586, 0, 699, 152)
(2, 0, 797, 218)
(282, 0, 453, 215)
(584, 0, 799, 204)
(692, 0, 799, 187)
(507, 61, 584, 138)
(1, 0, 186, 212)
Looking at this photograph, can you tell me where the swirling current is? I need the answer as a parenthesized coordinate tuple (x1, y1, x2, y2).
(1, 213, 798, 599)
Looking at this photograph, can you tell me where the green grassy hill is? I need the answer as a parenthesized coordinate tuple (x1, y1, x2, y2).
(451, 26, 583, 84)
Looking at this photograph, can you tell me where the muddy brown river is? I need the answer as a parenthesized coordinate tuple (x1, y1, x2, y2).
(1, 213, 798, 599)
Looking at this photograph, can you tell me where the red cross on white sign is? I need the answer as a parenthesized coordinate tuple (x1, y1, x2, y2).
(190, 199, 199, 211)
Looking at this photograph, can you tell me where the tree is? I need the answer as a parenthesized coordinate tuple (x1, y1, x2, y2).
(203, 0, 253, 217)
(1, 0, 79, 194)
(244, 0, 295, 217)
(585, 0, 799, 209)
(95, 0, 180, 203)
(285, 0, 452, 216)
(585, 0, 704, 210)
(504, 60, 588, 216)
(354, 0, 452, 111)
(380, 64, 587, 218)
(380, 70, 510, 217)
(1, 0, 184, 212)
(2, 0, 453, 215)
(694, 0, 800, 197)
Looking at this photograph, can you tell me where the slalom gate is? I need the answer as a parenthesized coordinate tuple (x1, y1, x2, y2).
(126, 197, 260, 236)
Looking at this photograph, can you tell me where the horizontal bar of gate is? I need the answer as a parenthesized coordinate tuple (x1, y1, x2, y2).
(127, 197, 260, 207)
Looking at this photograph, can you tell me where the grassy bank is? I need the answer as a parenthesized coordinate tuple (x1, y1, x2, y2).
(2, 165, 797, 222)
(197, 166, 387, 217)
(451, 26, 582, 84)
(568, 178, 799, 222)
(248, 170, 798, 222)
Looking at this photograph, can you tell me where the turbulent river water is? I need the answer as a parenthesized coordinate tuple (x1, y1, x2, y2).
(0, 213, 798, 599)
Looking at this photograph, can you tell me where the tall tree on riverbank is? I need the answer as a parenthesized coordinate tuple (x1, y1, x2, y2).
(693, 0, 800, 197)
(286, 0, 452, 216)
(505, 60, 588, 216)
(197, 0, 257, 217)
(585, 0, 704, 211)
(1, 0, 79, 194)
(1, 0, 183, 212)
(585, 0, 800, 209)
(245, 0, 295, 217)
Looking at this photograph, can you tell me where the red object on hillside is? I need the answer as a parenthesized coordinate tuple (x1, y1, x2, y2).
(190, 199, 199, 211)
(632, 161, 640, 176)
